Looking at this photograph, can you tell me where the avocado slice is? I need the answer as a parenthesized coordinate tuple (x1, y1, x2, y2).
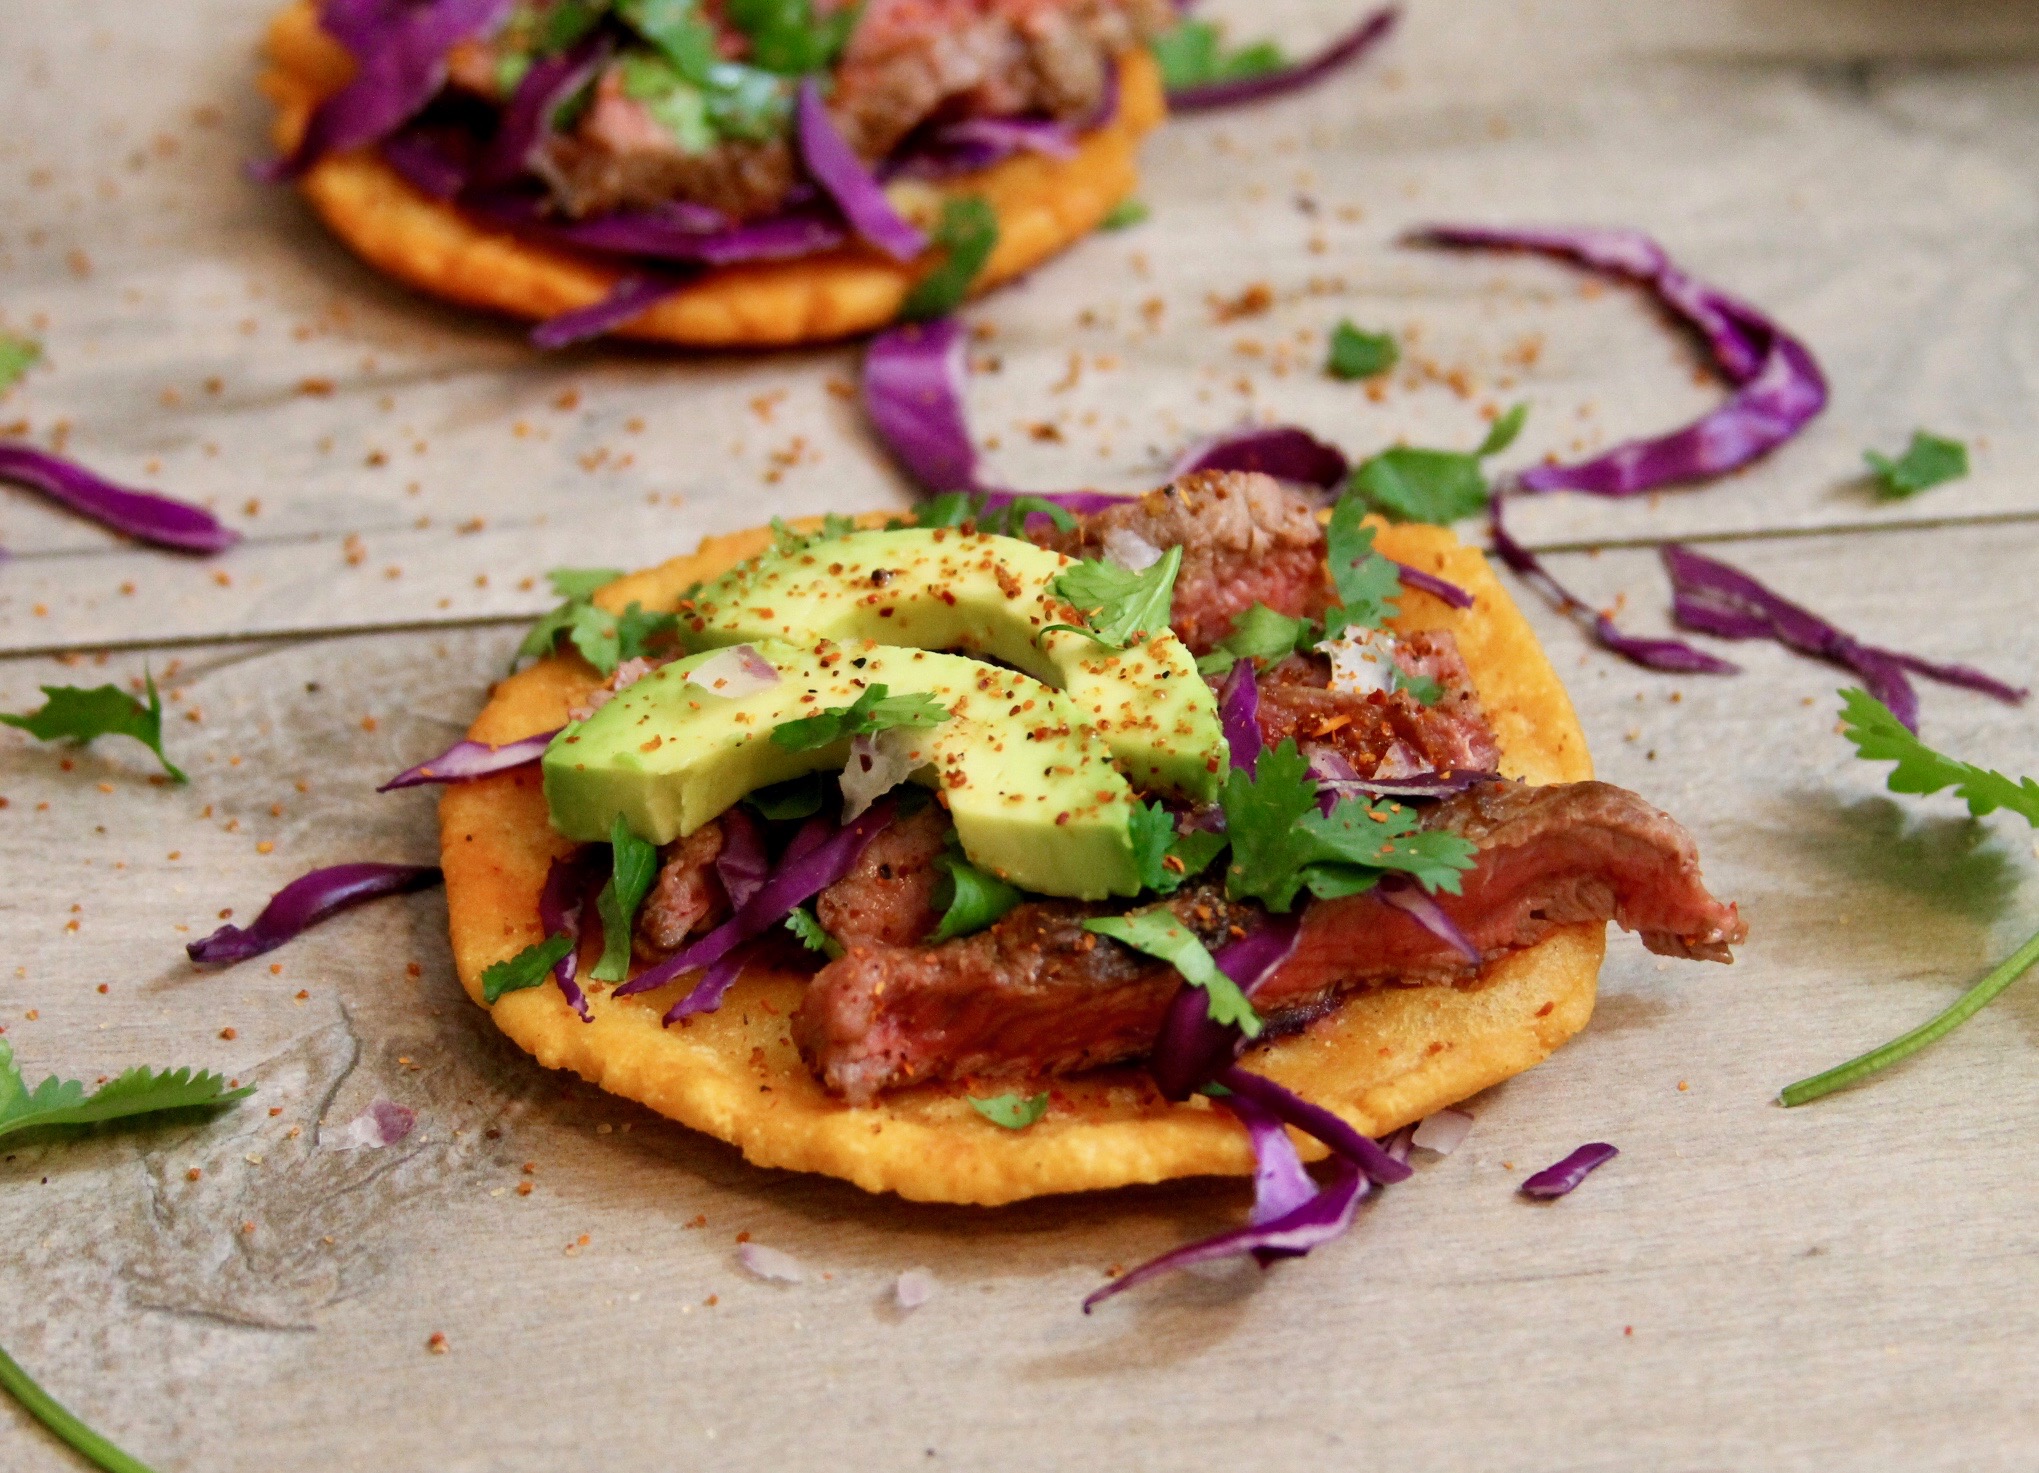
(683, 528, 1227, 801)
(542, 638, 1145, 899)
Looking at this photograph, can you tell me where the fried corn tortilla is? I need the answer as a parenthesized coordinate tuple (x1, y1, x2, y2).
(259, 2, 1166, 347)
(439, 518, 1600, 1206)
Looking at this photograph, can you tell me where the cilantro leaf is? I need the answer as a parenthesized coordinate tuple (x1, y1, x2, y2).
(1839, 688, 2039, 824)
(1101, 199, 1150, 230)
(1196, 603, 1313, 676)
(2, 672, 186, 783)
(1395, 670, 1444, 706)
(1083, 910, 1261, 1036)
(617, 0, 720, 79)
(0, 331, 40, 393)
(771, 513, 860, 555)
(1044, 544, 1182, 649)
(745, 773, 827, 820)
(590, 816, 661, 983)
(902, 196, 1000, 322)
(932, 850, 1021, 941)
(1219, 740, 1476, 910)
(1327, 320, 1397, 380)
(1130, 801, 1227, 895)
(785, 905, 845, 959)
(548, 567, 624, 600)
(1323, 495, 1402, 633)
(1151, 20, 1285, 91)
(968, 1091, 1050, 1129)
(516, 572, 675, 675)
(481, 935, 575, 1003)
(770, 683, 952, 752)
(615, 602, 680, 663)
(911, 492, 1073, 541)
(724, 0, 857, 75)
(0, 1037, 252, 1142)
(536, 0, 606, 52)
(1349, 404, 1530, 525)
(618, 52, 715, 150)
(1865, 431, 1967, 499)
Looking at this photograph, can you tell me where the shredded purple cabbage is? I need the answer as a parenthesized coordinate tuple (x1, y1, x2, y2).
(378, 727, 559, 791)
(1167, 7, 1400, 112)
(256, 0, 511, 182)
(1149, 914, 1301, 1100)
(1416, 224, 1828, 495)
(1519, 1141, 1618, 1198)
(714, 806, 770, 911)
(474, 35, 611, 187)
(187, 863, 442, 966)
(1217, 661, 1262, 778)
(1488, 495, 1739, 675)
(529, 275, 692, 350)
(0, 444, 239, 554)
(1391, 561, 1475, 609)
(1216, 1066, 1411, 1186)
(1378, 877, 1480, 964)
(1661, 543, 2027, 732)
(1303, 743, 1493, 802)
(863, 318, 985, 494)
(796, 79, 927, 262)
(539, 851, 598, 1022)
(613, 800, 899, 1006)
(1167, 425, 1349, 490)
(380, 129, 472, 197)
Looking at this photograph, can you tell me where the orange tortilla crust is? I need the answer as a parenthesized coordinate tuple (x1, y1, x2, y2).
(440, 519, 1600, 1205)
(259, 2, 1165, 346)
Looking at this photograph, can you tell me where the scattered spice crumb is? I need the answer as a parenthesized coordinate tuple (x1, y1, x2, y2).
(427, 1332, 449, 1355)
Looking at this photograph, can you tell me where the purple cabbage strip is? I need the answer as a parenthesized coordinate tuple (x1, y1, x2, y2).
(474, 34, 610, 187)
(1661, 543, 2026, 733)
(187, 863, 442, 966)
(378, 727, 559, 791)
(1149, 913, 1302, 1101)
(1167, 424, 1348, 491)
(1391, 561, 1475, 609)
(380, 129, 472, 197)
(663, 938, 766, 1024)
(714, 805, 771, 911)
(0, 444, 240, 554)
(1416, 223, 1828, 496)
(1519, 1141, 1618, 1199)
(1488, 494, 1739, 676)
(796, 79, 927, 262)
(613, 800, 900, 1004)
(1305, 745, 1496, 802)
(863, 318, 984, 494)
(538, 851, 599, 1022)
(1167, 6, 1400, 112)
(1378, 877, 1480, 965)
(1216, 1066, 1412, 1186)
(1217, 661, 1262, 778)
(937, 116, 1078, 162)
(530, 275, 692, 350)
(255, 0, 511, 182)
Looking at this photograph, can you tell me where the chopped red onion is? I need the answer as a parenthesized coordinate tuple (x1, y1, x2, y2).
(1167, 425, 1349, 490)
(323, 1098, 416, 1151)
(615, 801, 899, 1003)
(539, 851, 600, 1022)
(187, 863, 442, 966)
(530, 275, 691, 350)
(1149, 914, 1301, 1100)
(894, 1268, 937, 1309)
(1378, 877, 1481, 965)
(714, 806, 770, 912)
(1101, 526, 1164, 571)
(1166, 7, 1400, 112)
(1519, 1141, 1618, 1198)
(1410, 1107, 1472, 1156)
(1489, 494, 1739, 676)
(378, 727, 559, 790)
(736, 1242, 805, 1283)
(1218, 661, 1261, 777)
(840, 727, 931, 822)
(1662, 542, 2026, 733)
(1303, 743, 1494, 802)
(687, 644, 783, 699)
(0, 443, 240, 554)
(1416, 224, 1827, 495)
(796, 79, 927, 263)
(254, 0, 511, 181)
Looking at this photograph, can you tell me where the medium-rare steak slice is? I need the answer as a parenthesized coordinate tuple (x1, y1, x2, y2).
(794, 779, 1745, 1101)
(1257, 640, 1501, 781)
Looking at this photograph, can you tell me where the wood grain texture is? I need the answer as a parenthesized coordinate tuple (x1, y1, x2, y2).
(3, 0, 2039, 1467)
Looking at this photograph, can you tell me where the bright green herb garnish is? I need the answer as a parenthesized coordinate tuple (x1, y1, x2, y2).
(590, 815, 660, 983)
(968, 1091, 1050, 1129)
(2, 672, 185, 783)
(769, 683, 952, 752)
(0, 331, 41, 393)
(1044, 545, 1182, 649)
(1083, 909, 1261, 1035)
(1150, 20, 1285, 91)
(481, 935, 576, 1003)
(1326, 320, 1397, 380)
(1348, 403, 1528, 524)
(901, 196, 999, 321)
(1128, 801, 1225, 896)
(1864, 431, 1968, 499)
(1100, 200, 1150, 230)
(0, 1038, 252, 1142)
(723, 0, 858, 75)
(516, 568, 678, 677)
(932, 849, 1022, 941)
(1781, 690, 2039, 1105)
(0, 1339, 160, 1473)
(784, 904, 844, 958)
(912, 492, 1076, 541)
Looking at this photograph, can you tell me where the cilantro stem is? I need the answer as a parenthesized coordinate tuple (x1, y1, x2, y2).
(0, 1341, 157, 1473)
(1780, 920, 2039, 1107)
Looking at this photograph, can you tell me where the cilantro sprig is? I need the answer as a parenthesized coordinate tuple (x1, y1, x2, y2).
(0, 1038, 251, 1142)
(723, 0, 857, 75)
(0, 331, 40, 393)
(902, 196, 1000, 321)
(770, 513, 858, 555)
(969, 1091, 1050, 1129)
(1349, 404, 1528, 525)
(590, 815, 660, 983)
(1220, 741, 1476, 911)
(481, 935, 575, 1003)
(769, 684, 952, 752)
(0, 1339, 159, 1473)
(1781, 690, 2039, 1105)
(1044, 545, 1182, 649)
(1083, 909, 1261, 1036)
(912, 492, 1077, 541)
(2, 672, 186, 783)
(1151, 19, 1285, 91)
(932, 848, 1022, 941)
(1865, 431, 1967, 500)
(1327, 320, 1397, 380)
(515, 568, 679, 678)
(785, 904, 845, 958)
(1128, 801, 1226, 896)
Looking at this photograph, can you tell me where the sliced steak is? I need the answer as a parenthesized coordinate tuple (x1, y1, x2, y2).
(1040, 471, 1331, 654)
(1258, 642, 1501, 780)
(814, 805, 952, 947)
(637, 820, 730, 955)
(795, 779, 1744, 1101)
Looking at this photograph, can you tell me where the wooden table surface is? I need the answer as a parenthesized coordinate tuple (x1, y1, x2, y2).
(5, 1, 2039, 1468)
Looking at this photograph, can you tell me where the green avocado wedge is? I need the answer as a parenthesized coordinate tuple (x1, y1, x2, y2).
(683, 528, 1227, 801)
(543, 639, 1146, 899)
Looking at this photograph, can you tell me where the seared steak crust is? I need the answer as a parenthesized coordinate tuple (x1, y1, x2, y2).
(815, 805, 951, 948)
(638, 820, 730, 955)
(1258, 642, 1501, 780)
